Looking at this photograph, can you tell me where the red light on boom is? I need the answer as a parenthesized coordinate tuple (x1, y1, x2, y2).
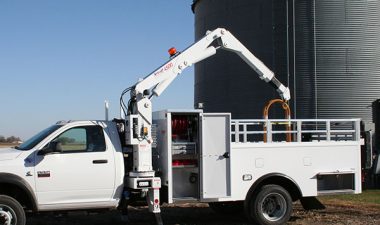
(168, 47, 177, 57)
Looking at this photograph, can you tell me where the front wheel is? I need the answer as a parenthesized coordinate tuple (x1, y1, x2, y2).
(245, 185, 292, 225)
(0, 195, 26, 225)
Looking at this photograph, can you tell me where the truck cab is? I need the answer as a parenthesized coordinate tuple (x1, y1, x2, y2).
(0, 120, 125, 224)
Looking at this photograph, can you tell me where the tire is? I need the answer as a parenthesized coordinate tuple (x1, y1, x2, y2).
(209, 201, 244, 214)
(0, 195, 26, 225)
(245, 185, 292, 225)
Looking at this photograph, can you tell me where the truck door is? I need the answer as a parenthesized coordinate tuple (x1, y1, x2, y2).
(200, 113, 231, 200)
(34, 123, 115, 206)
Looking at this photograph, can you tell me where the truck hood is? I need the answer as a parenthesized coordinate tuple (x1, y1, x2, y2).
(0, 148, 23, 161)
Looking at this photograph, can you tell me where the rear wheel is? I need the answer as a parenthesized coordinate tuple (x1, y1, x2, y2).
(245, 185, 292, 225)
(0, 195, 26, 225)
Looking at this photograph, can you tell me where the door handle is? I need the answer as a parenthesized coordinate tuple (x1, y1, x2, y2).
(93, 159, 108, 164)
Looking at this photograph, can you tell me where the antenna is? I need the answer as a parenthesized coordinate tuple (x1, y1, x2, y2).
(105, 100, 109, 121)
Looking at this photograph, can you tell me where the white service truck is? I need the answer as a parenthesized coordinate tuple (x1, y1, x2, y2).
(0, 28, 361, 225)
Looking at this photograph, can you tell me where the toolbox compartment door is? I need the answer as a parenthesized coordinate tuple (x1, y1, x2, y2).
(200, 113, 231, 200)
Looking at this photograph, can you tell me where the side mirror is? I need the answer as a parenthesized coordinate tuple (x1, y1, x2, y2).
(38, 141, 63, 155)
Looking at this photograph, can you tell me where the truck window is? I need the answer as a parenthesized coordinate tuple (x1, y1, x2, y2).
(16, 125, 62, 150)
(53, 126, 106, 153)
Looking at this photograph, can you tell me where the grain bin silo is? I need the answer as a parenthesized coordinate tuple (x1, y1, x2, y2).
(193, 0, 290, 119)
(192, 0, 380, 129)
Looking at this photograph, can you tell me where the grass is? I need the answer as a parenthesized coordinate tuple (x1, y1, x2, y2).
(319, 190, 380, 206)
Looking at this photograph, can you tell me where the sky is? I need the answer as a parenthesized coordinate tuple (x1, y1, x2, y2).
(0, 1, 195, 140)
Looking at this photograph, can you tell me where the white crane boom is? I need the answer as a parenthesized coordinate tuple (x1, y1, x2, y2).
(133, 28, 290, 100)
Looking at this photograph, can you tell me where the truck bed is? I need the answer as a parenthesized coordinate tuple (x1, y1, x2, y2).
(153, 110, 361, 204)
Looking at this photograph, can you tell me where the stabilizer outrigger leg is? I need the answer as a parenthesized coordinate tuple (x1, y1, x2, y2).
(147, 187, 163, 225)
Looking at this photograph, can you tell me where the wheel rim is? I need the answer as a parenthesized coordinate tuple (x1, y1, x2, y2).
(260, 193, 287, 222)
(0, 204, 17, 225)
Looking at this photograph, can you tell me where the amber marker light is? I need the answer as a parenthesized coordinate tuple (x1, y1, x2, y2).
(168, 47, 177, 57)
(143, 127, 149, 136)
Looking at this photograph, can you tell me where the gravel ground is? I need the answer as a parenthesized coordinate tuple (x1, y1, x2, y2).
(27, 201, 380, 225)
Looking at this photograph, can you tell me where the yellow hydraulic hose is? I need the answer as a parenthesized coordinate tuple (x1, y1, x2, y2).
(263, 99, 292, 142)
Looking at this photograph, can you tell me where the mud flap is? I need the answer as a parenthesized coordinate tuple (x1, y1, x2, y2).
(300, 197, 326, 210)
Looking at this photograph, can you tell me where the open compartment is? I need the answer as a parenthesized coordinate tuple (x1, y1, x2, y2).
(153, 110, 232, 203)
(171, 114, 200, 199)
(152, 110, 202, 203)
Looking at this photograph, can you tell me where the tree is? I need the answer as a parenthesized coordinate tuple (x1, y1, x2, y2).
(6, 136, 17, 143)
(0, 135, 21, 143)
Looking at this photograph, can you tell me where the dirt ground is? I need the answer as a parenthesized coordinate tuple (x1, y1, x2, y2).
(27, 201, 380, 225)
(0, 143, 16, 148)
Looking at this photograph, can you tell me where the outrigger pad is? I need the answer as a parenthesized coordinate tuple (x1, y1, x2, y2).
(155, 213, 163, 225)
(300, 197, 326, 210)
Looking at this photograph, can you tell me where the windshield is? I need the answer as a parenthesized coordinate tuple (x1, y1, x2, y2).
(16, 125, 62, 150)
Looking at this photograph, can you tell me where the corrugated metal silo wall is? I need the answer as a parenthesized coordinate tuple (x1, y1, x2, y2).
(294, 0, 380, 128)
(291, 0, 317, 120)
(193, 0, 380, 126)
(295, 0, 380, 124)
(193, 0, 289, 119)
(321, 0, 380, 126)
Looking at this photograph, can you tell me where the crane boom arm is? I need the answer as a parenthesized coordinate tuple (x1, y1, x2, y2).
(218, 29, 290, 100)
(123, 28, 291, 187)
(133, 28, 290, 101)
